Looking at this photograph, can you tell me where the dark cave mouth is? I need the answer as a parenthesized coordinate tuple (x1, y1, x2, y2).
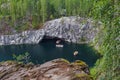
(40, 36, 66, 44)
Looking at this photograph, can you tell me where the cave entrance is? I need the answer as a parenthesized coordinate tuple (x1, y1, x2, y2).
(39, 36, 65, 45)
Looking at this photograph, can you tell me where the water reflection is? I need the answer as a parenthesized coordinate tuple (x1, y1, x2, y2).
(0, 39, 99, 67)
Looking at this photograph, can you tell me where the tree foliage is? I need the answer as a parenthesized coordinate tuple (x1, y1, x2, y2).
(13, 52, 31, 64)
(90, 0, 120, 80)
(0, 0, 94, 31)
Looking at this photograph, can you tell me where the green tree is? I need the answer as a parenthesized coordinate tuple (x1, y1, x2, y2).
(40, 0, 47, 23)
(90, 0, 120, 80)
(13, 52, 31, 64)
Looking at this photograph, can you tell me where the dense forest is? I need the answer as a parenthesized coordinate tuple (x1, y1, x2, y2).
(89, 0, 120, 80)
(0, 0, 95, 33)
(0, 0, 119, 80)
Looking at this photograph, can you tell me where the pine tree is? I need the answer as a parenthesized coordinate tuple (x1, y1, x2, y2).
(40, 0, 47, 23)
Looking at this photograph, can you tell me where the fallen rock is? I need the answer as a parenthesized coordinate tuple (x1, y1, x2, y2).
(0, 59, 92, 80)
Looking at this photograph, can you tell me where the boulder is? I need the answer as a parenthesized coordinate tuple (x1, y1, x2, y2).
(0, 59, 92, 80)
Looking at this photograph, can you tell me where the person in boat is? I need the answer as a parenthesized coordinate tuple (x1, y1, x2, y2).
(73, 51, 78, 56)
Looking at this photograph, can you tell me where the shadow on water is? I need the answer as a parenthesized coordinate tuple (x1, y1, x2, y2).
(0, 38, 100, 67)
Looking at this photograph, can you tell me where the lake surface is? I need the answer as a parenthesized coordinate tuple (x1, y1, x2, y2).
(0, 39, 99, 67)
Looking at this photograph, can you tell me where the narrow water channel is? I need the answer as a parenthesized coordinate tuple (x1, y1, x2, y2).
(0, 38, 99, 67)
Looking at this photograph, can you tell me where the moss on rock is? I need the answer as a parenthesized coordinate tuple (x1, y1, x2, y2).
(0, 59, 91, 80)
(72, 73, 93, 80)
(72, 60, 88, 67)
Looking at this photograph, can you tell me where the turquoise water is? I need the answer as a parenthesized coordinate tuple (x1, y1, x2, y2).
(0, 39, 99, 67)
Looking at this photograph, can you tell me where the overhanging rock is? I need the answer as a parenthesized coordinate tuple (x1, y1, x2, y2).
(44, 16, 101, 43)
(0, 16, 102, 45)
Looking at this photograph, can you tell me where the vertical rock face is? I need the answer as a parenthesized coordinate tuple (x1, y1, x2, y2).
(0, 16, 102, 45)
(0, 59, 92, 80)
(44, 16, 101, 43)
(0, 29, 45, 45)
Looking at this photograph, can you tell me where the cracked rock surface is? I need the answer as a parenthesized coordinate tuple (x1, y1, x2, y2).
(0, 16, 102, 45)
(0, 59, 92, 80)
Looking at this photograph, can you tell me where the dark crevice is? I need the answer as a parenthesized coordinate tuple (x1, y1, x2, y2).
(39, 36, 65, 44)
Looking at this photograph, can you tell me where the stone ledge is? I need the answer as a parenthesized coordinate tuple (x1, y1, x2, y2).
(0, 58, 92, 80)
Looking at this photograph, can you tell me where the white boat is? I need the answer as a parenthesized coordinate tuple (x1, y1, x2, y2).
(56, 44, 63, 47)
(73, 51, 78, 56)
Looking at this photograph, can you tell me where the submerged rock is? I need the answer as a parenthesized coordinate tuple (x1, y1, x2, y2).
(0, 59, 92, 80)
(0, 16, 102, 45)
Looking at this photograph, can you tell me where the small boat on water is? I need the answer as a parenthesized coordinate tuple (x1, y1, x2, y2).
(56, 40, 63, 47)
(56, 44, 64, 47)
(73, 51, 78, 56)
(56, 40, 61, 44)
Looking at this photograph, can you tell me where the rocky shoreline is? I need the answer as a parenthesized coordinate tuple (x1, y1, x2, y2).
(0, 16, 102, 45)
(0, 58, 92, 80)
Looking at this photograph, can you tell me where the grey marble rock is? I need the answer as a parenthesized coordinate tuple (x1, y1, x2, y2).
(0, 16, 102, 45)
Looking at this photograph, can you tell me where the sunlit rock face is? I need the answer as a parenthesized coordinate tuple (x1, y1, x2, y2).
(44, 16, 101, 43)
(0, 16, 102, 45)
(0, 59, 92, 80)
(0, 29, 45, 45)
